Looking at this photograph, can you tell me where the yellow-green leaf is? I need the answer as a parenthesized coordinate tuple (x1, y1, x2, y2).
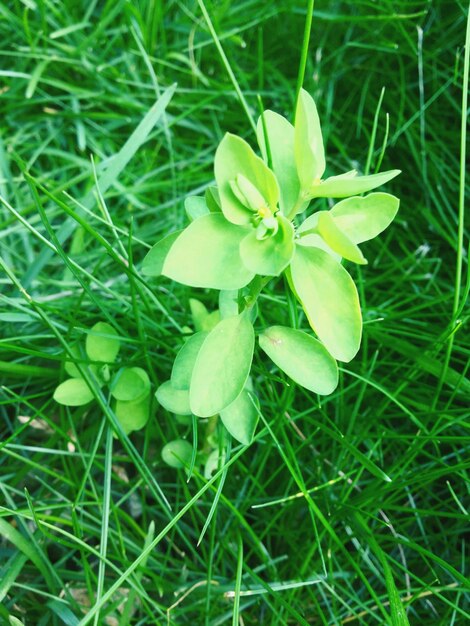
(239, 213, 295, 276)
(317, 211, 367, 264)
(162, 213, 254, 290)
(330, 192, 400, 243)
(294, 88, 326, 191)
(85, 322, 120, 363)
(53, 378, 94, 406)
(291, 245, 362, 362)
(190, 314, 255, 417)
(257, 110, 300, 215)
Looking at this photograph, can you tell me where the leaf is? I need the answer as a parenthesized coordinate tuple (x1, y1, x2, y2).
(214, 133, 280, 225)
(205, 186, 221, 212)
(239, 213, 295, 276)
(64, 344, 82, 378)
(185, 195, 209, 221)
(161, 439, 194, 469)
(190, 314, 255, 417)
(189, 298, 209, 332)
(189, 299, 220, 332)
(220, 388, 259, 445)
(297, 212, 348, 261)
(115, 392, 150, 434)
(142, 230, 183, 276)
(309, 169, 401, 198)
(162, 213, 254, 290)
(155, 380, 192, 415)
(259, 326, 338, 394)
(294, 88, 326, 191)
(219, 289, 239, 318)
(330, 192, 400, 243)
(85, 322, 120, 363)
(291, 246, 362, 362)
(317, 212, 367, 264)
(111, 367, 150, 402)
(257, 110, 300, 215)
(171, 332, 209, 390)
(53, 378, 94, 406)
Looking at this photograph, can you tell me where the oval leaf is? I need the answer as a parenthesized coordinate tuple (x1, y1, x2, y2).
(291, 245, 362, 362)
(294, 88, 326, 191)
(162, 213, 254, 290)
(155, 380, 192, 415)
(215, 133, 280, 225)
(220, 389, 259, 445)
(171, 331, 209, 390)
(317, 212, 367, 264)
(190, 314, 255, 417)
(161, 439, 194, 469)
(53, 378, 94, 406)
(259, 326, 338, 394)
(257, 110, 300, 215)
(330, 192, 400, 243)
(185, 196, 209, 221)
(115, 393, 150, 434)
(239, 213, 295, 276)
(310, 169, 400, 199)
(111, 367, 150, 402)
(142, 230, 183, 277)
(85, 322, 120, 363)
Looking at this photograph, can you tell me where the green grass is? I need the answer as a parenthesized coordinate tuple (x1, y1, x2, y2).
(1, 0, 469, 624)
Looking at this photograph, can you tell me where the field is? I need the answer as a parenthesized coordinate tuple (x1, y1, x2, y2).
(0, 1, 469, 624)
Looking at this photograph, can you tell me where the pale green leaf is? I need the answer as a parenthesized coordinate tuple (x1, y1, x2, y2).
(111, 367, 150, 402)
(85, 322, 120, 363)
(53, 378, 94, 406)
(297, 212, 341, 260)
(309, 169, 401, 198)
(64, 344, 82, 378)
(189, 299, 220, 332)
(155, 380, 191, 415)
(9, 617, 25, 626)
(330, 192, 400, 243)
(141, 230, 183, 277)
(115, 392, 150, 434)
(291, 246, 362, 362)
(162, 213, 254, 290)
(294, 88, 326, 191)
(185, 196, 209, 221)
(214, 133, 280, 225)
(317, 211, 367, 264)
(189, 298, 209, 332)
(259, 325, 338, 394)
(220, 389, 259, 445)
(190, 314, 255, 417)
(239, 213, 295, 276)
(205, 186, 221, 212)
(257, 110, 300, 215)
(162, 439, 193, 469)
(171, 331, 209, 390)
(219, 290, 239, 318)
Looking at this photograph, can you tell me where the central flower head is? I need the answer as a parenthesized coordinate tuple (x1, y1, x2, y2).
(229, 173, 279, 239)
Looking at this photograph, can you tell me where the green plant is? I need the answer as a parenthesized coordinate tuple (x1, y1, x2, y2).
(144, 89, 400, 455)
(53, 321, 151, 435)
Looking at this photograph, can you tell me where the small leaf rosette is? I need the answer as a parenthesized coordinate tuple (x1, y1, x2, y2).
(53, 321, 151, 435)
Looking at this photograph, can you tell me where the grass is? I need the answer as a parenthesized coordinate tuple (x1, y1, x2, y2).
(0, 0, 469, 624)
